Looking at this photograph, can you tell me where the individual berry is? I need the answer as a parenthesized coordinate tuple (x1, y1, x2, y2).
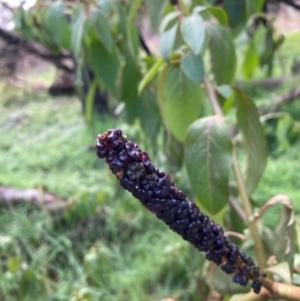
(233, 274, 248, 286)
(221, 263, 237, 274)
(251, 279, 262, 294)
(169, 218, 190, 233)
(141, 174, 158, 190)
(201, 216, 212, 235)
(252, 266, 261, 278)
(206, 250, 223, 265)
(154, 186, 171, 198)
(119, 177, 136, 192)
(168, 198, 180, 208)
(176, 206, 190, 219)
(106, 150, 125, 169)
(125, 162, 145, 181)
(170, 186, 186, 200)
(227, 246, 239, 264)
(125, 142, 142, 160)
(96, 139, 108, 158)
(106, 130, 124, 151)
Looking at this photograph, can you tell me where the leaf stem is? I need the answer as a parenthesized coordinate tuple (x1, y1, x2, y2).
(203, 77, 266, 269)
(232, 151, 266, 268)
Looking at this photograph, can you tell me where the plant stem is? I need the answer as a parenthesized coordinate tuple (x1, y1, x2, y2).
(232, 151, 266, 269)
(203, 77, 266, 269)
(203, 77, 224, 117)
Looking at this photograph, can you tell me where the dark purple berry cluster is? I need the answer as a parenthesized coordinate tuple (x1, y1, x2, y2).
(96, 129, 265, 294)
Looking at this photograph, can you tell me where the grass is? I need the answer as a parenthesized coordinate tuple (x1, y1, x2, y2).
(0, 82, 206, 301)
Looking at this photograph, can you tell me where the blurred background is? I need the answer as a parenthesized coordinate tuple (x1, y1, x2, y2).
(0, 0, 299, 300)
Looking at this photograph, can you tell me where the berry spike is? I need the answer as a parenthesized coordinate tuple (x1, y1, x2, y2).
(96, 129, 265, 294)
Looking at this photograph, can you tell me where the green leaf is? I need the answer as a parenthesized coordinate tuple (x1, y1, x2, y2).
(138, 58, 166, 95)
(224, 0, 246, 27)
(159, 65, 203, 142)
(136, 88, 161, 140)
(88, 39, 118, 93)
(235, 89, 268, 195)
(71, 6, 85, 60)
(247, 0, 265, 13)
(145, 0, 167, 32)
(194, 6, 228, 26)
(85, 78, 98, 123)
(180, 51, 205, 83)
(126, 21, 140, 58)
(121, 50, 141, 103)
(91, 7, 113, 53)
(157, 65, 169, 130)
(185, 116, 232, 214)
(159, 11, 181, 33)
(45, 2, 71, 49)
(159, 23, 178, 61)
(206, 23, 237, 85)
(216, 85, 231, 98)
(180, 13, 205, 55)
(242, 42, 260, 80)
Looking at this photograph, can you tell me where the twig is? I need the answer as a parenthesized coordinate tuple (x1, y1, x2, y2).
(224, 231, 247, 241)
(0, 186, 67, 212)
(203, 77, 224, 117)
(253, 194, 293, 220)
(0, 27, 74, 73)
(231, 152, 267, 269)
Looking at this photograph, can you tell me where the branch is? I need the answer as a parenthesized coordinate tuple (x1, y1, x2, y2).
(0, 27, 74, 73)
(0, 186, 67, 212)
(232, 279, 300, 301)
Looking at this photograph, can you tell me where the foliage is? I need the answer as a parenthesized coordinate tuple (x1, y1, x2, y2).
(3, 0, 300, 300)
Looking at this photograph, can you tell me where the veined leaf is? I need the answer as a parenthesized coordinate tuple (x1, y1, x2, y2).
(180, 51, 205, 83)
(46, 1, 70, 49)
(235, 89, 268, 195)
(242, 42, 259, 80)
(71, 7, 85, 60)
(206, 23, 236, 85)
(224, 0, 246, 27)
(164, 66, 203, 142)
(91, 7, 113, 53)
(160, 65, 203, 141)
(159, 11, 181, 33)
(88, 39, 118, 93)
(185, 116, 232, 214)
(159, 23, 178, 61)
(193, 6, 228, 26)
(121, 50, 141, 103)
(156, 65, 169, 130)
(180, 13, 205, 55)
